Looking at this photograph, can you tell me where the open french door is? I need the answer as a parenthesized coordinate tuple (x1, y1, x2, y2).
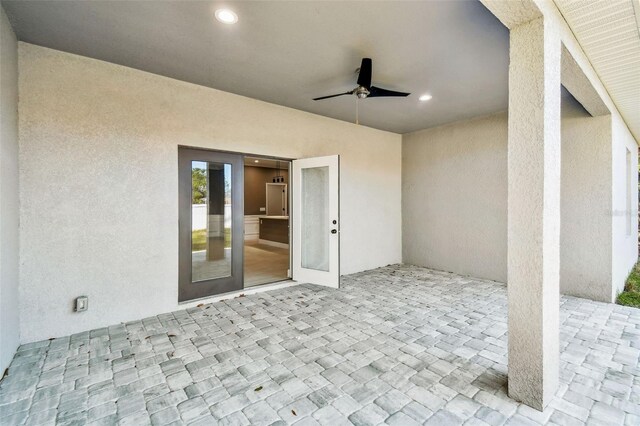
(292, 155, 340, 288)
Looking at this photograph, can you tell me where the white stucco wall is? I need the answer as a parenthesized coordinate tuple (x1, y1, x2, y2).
(402, 112, 508, 283)
(0, 7, 20, 373)
(528, 0, 639, 301)
(506, 16, 562, 408)
(611, 113, 639, 300)
(560, 92, 613, 302)
(402, 94, 634, 304)
(18, 43, 402, 343)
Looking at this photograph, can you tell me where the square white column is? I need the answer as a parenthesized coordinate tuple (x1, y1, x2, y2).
(507, 16, 561, 410)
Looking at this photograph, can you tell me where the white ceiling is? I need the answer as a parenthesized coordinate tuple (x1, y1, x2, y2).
(2, 0, 509, 134)
(555, 0, 640, 142)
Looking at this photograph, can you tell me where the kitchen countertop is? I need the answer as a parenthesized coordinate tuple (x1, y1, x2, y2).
(258, 216, 289, 220)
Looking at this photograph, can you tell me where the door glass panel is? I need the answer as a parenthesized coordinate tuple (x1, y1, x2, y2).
(191, 161, 232, 282)
(301, 166, 329, 271)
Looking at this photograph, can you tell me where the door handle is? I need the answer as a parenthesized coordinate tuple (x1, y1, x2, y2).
(331, 229, 337, 234)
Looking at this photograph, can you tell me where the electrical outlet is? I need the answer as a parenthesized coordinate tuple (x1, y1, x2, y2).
(260, 207, 266, 212)
(75, 296, 88, 312)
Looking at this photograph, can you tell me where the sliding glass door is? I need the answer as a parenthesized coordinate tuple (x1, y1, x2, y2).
(178, 148, 244, 302)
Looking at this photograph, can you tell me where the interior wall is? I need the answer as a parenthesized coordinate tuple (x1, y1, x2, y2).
(18, 43, 402, 343)
(611, 113, 639, 299)
(560, 90, 613, 302)
(402, 112, 508, 282)
(244, 166, 289, 215)
(0, 7, 20, 373)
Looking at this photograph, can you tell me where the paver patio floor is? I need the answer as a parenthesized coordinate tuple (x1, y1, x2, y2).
(1, 265, 639, 425)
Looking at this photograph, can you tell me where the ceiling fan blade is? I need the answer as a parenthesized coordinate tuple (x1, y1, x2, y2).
(368, 86, 410, 98)
(313, 91, 353, 101)
(357, 58, 372, 89)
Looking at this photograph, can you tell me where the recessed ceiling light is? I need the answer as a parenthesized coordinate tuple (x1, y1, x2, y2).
(419, 94, 433, 102)
(254, 160, 259, 163)
(215, 8, 238, 24)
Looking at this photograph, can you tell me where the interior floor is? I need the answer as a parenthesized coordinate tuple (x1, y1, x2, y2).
(244, 241, 289, 288)
(190, 242, 289, 288)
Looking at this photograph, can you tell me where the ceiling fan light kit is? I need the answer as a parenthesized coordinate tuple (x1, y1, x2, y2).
(313, 58, 411, 101)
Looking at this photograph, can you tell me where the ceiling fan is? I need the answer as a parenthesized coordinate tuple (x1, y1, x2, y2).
(313, 58, 410, 101)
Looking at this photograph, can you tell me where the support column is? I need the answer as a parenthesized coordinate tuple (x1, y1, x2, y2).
(508, 16, 561, 410)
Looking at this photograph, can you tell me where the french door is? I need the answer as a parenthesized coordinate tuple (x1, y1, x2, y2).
(178, 149, 340, 301)
(292, 155, 340, 288)
(178, 148, 244, 302)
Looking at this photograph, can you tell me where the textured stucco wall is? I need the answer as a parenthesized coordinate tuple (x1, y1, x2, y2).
(18, 43, 402, 343)
(402, 92, 618, 305)
(506, 17, 561, 409)
(611, 113, 639, 299)
(560, 92, 613, 302)
(402, 112, 508, 283)
(0, 7, 20, 373)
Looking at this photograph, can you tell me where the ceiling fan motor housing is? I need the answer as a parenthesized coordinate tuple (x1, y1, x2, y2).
(355, 86, 370, 99)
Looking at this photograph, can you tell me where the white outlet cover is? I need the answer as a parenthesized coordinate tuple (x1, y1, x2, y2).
(75, 296, 88, 312)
